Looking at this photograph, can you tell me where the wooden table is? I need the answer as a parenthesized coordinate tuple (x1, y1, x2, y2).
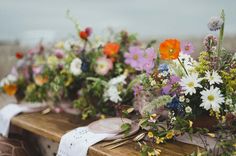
(10, 112, 199, 156)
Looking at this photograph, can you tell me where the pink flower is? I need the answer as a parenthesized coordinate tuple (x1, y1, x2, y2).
(124, 46, 157, 73)
(32, 66, 43, 75)
(95, 56, 113, 75)
(54, 49, 64, 59)
(181, 41, 194, 54)
(124, 46, 144, 70)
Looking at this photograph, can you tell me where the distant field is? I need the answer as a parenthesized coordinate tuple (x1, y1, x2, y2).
(0, 36, 235, 79)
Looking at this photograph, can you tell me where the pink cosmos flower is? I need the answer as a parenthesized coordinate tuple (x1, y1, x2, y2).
(124, 46, 144, 70)
(181, 41, 194, 54)
(95, 56, 113, 75)
(124, 46, 157, 73)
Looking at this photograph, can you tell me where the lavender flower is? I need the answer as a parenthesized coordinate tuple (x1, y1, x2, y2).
(162, 75, 180, 95)
(133, 84, 143, 96)
(203, 34, 217, 51)
(208, 16, 224, 31)
(124, 46, 144, 70)
(181, 41, 194, 54)
(124, 46, 156, 73)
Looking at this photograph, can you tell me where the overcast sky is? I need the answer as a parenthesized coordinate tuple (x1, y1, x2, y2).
(1, 0, 236, 44)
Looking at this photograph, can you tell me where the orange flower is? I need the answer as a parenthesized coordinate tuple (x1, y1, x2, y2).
(159, 39, 180, 60)
(3, 84, 18, 96)
(103, 42, 120, 57)
(34, 75, 48, 86)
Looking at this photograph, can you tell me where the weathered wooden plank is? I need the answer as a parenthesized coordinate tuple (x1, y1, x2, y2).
(10, 112, 198, 156)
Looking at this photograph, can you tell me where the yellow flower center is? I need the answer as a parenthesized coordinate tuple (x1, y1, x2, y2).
(133, 54, 139, 60)
(207, 95, 215, 101)
(185, 45, 190, 51)
(187, 82, 194, 88)
(169, 48, 174, 53)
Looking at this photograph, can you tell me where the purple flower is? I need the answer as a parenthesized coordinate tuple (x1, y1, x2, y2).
(124, 46, 156, 73)
(133, 84, 143, 96)
(144, 47, 157, 60)
(181, 41, 194, 54)
(124, 46, 144, 70)
(208, 16, 224, 31)
(54, 49, 64, 59)
(142, 60, 155, 74)
(162, 85, 172, 95)
(203, 34, 217, 52)
(170, 75, 181, 84)
(162, 75, 180, 95)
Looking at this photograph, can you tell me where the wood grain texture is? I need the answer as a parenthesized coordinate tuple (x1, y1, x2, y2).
(10, 112, 198, 156)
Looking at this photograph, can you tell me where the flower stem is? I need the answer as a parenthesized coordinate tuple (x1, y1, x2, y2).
(177, 58, 189, 75)
(217, 9, 225, 68)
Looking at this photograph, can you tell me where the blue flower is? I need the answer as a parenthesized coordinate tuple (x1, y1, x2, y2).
(81, 59, 90, 72)
(166, 97, 184, 116)
(158, 64, 169, 72)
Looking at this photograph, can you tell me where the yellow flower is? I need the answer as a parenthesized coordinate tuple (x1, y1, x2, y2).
(148, 131, 154, 138)
(154, 149, 161, 156)
(148, 151, 155, 156)
(149, 114, 157, 120)
(221, 116, 226, 123)
(47, 56, 59, 68)
(232, 143, 236, 147)
(207, 133, 216, 138)
(189, 120, 193, 128)
(100, 114, 106, 119)
(155, 137, 164, 144)
(209, 109, 214, 116)
(215, 112, 220, 120)
(166, 130, 175, 139)
(55, 41, 64, 49)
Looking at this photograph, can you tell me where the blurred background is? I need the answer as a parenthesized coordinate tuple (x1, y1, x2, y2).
(0, 0, 236, 78)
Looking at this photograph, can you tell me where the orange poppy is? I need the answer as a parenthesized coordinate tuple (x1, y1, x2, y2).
(34, 75, 49, 86)
(103, 42, 120, 57)
(3, 84, 18, 96)
(159, 39, 180, 60)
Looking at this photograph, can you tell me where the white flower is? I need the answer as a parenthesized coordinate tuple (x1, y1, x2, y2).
(185, 106, 192, 113)
(108, 74, 127, 86)
(103, 86, 121, 103)
(103, 74, 127, 103)
(225, 98, 232, 105)
(185, 98, 190, 103)
(200, 86, 224, 112)
(70, 58, 82, 76)
(0, 74, 17, 87)
(179, 73, 202, 95)
(205, 70, 223, 85)
(64, 39, 80, 51)
(179, 96, 185, 102)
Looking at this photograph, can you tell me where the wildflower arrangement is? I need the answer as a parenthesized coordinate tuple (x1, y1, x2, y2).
(0, 9, 235, 156)
(0, 14, 144, 118)
(0, 43, 49, 102)
(128, 10, 236, 155)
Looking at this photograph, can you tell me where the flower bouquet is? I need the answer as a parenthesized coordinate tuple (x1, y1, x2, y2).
(125, 10, 236, 155)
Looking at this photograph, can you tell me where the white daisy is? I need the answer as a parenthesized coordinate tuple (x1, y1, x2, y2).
(179, 73, 202, 95)
(205, 70, 223, 85)
(200, 86, 224, 112)
(70, 58, 82, 76)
